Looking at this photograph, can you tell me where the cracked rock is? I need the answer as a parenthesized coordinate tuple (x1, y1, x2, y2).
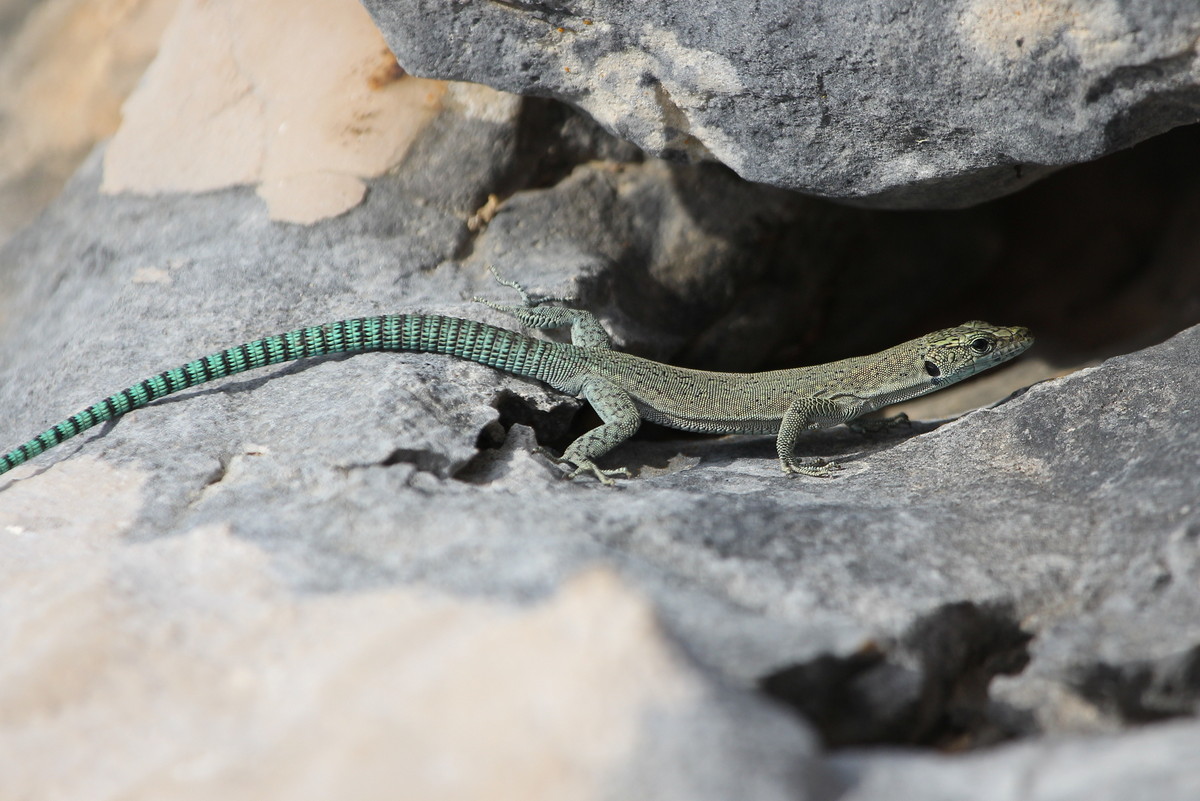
(3, 109, 1200, 796)
(362, 0, 1200, 207)
(3, 4, 1200, 799)
(763, 602, 1033, 749)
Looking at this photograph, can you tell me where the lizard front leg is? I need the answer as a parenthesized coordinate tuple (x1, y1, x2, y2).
(776, 397, 853, 477)
(558, 378, 640, 485)
(473, 265, 612, 349)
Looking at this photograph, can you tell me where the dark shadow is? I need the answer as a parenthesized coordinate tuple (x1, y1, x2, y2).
(1072, 644, 1200, 724)
(760, 601, 1033, 750)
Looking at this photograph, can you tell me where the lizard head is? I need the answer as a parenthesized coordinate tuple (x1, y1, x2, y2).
(918, 321, 1034, 389)
(817, 321, 1034, 417)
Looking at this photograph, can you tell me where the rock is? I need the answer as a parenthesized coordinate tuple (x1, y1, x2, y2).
(101, 0, 452, 225)
(2, 103, 1200, 796)
(2, 3, 1200, 798)
(0, 90, 838, 798)
(0, 0, 177, 244)
(361, 0, 1200, 207)
(0, 519, 823, 800)
(830, 719, 1200, 801)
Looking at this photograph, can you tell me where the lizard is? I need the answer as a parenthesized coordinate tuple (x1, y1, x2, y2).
(0, 268, 1032, 484)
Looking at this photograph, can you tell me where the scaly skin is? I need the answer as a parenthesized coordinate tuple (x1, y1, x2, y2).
(0, 270, 1033, 483)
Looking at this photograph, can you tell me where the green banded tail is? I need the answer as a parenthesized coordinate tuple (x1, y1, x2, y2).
(0, 314, 547, 476)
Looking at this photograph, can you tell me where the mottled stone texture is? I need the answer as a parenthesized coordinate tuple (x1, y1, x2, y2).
(2, 2, 1200, 798)
(362, 0, 1200, 207)
(1, 83, 1199, 796)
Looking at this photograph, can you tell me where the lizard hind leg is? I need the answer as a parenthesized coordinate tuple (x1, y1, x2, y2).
(776, 397, 851, 478)
(558, 378, 640, 485)
(473, 265, 612, 349)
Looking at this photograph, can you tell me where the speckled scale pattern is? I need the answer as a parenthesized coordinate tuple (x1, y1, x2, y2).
(0, 291, 1033, 482)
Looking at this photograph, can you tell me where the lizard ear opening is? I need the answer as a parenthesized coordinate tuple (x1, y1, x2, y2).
(924, 360, 941, 378)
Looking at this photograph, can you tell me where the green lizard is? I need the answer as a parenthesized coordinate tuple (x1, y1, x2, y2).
(0, 269, 1032, 483)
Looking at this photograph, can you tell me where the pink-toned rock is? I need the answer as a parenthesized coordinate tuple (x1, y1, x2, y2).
(0, 511, 814, 800)
(0, 0, 178, 242)
(101, 0, 448, 223)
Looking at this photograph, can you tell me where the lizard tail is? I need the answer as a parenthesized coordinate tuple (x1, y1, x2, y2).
(0, 314, 550, 476)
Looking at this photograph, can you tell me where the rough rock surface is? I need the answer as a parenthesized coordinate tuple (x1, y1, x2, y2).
(0, 509, 823, 800)
(2, 72, 1199, 797)
(831, 719, 1200, 800)
(361, 0, 1200, 207)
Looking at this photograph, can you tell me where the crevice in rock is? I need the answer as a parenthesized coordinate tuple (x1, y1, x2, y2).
(451, 389, 579, 483)
(1071, 644, 1200, 723)
(1085, 50, 1197, 105)
(472, 107, 1200, 380)
(200, 456, 229, 488)
(483, 0, 573, 28)
(449, 98, 643, 263)
(485, 388, 578, 451)
(508, 98, 646, 193)
(759, 601, 1033, 750)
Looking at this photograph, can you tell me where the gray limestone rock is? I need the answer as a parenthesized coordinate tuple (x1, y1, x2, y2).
(362, 0, 1200, 208)
(2, 79, 1199, 797)
(831, 719, 1200, 801)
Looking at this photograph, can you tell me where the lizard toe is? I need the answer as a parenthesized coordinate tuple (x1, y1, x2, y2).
(781, 458, 843, 478)
(565, 459, 630, 486)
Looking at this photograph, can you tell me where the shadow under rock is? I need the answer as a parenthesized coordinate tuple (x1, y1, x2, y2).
(760, 601, 1034, 751)
(1072, 644, 1200, 724)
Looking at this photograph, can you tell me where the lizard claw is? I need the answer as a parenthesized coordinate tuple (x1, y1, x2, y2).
(534, 447, 630, 485)
(564, 459, 631, 486)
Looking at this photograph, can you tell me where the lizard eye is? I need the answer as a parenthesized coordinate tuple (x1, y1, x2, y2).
(969, 338, 993, 354)
(924, 360, 941, 378)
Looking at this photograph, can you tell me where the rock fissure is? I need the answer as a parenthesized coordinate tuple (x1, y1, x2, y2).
(760, 601, 1033, 750)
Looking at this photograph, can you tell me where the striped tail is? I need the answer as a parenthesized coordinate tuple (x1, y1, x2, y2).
(0, 314, 557, 476)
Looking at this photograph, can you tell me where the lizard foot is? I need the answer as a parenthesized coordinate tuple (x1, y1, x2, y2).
(781, 457, 843, 478)
(565, 459, 632, 486)
(534, 447, 630, 486)
(477, 264, 576, 308)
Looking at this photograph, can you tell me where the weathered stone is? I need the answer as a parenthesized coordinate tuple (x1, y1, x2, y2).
(2, 4, 1200, 797)
(0, 0, 177, 244)
(0, 520, 822, 801)
(362, 0, 1200, 207)
(2, 100, 1199, 795)
(830, 719, 1200, 801)
(102, 0, 456, 224)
